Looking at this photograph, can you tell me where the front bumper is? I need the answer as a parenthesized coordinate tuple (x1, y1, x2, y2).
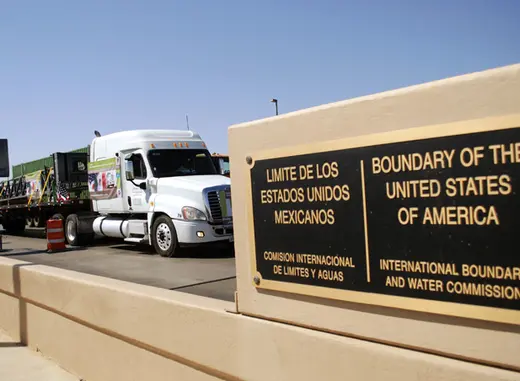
(172, 219, 233, 245)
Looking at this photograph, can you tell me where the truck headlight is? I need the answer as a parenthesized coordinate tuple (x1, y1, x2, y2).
(181, 206, 207, 221)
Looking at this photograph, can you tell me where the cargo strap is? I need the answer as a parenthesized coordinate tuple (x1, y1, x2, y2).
(38, 167, 53, 206)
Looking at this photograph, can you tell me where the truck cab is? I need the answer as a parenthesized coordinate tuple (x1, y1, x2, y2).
(86, 130, 233, 257)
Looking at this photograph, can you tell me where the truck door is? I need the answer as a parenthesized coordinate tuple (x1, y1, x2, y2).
(123, 151, 150, 213)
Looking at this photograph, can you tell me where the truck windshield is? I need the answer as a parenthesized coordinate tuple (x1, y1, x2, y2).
(147, 149, 218, 178)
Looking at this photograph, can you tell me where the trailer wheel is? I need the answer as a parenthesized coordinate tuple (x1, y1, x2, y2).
(151, 215, 178, 257)
(45, 213, 65, 236)
(25, 216, 34, 228)
(33, 214, 44, 228)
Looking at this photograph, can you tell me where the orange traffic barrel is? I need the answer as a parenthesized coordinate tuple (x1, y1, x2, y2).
(46, 219, 66, 252)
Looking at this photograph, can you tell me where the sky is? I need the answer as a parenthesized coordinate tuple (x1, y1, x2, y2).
(1, 0, 519, 176)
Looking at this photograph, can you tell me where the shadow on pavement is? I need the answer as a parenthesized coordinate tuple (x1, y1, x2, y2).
(90, 236, 235, 258)
(107, 243, 235, 259)
(1, 232, 235, 259)
(3, 229, 46, 239)
(168, 275, 236, 291)
(0, 342, 24, 348)
(1, 247, 88, 257)
(1, 249, 48, 257)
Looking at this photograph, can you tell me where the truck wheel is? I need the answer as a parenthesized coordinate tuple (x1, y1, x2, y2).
(65, 214, 91, 246)
(151, 215, 178, 257)
(65, 214, 80, 246)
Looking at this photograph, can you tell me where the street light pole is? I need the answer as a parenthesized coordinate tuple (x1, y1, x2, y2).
(270, 98, 278, 116)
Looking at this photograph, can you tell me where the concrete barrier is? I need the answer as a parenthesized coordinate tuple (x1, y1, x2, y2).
(1, 256, 519, 380)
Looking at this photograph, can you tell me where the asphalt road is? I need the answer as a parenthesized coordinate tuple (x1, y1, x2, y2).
(0, 228, 237, 302)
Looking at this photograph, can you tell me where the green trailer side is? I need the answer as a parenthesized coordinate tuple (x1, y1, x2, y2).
(11, 156, 54, 178)
(11, 146, 90, 178)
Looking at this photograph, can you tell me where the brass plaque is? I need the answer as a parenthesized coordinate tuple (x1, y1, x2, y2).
(248, 115, 520, 325)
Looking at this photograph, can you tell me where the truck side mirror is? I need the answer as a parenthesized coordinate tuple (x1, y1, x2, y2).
(125, 159, 135, 181)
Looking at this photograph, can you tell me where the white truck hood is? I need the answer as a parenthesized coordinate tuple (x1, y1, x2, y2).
(156, 175, 230, 193)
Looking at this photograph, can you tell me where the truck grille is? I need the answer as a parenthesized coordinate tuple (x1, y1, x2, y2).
(207, 191, 223, 222)
(204, 186, 232, 224)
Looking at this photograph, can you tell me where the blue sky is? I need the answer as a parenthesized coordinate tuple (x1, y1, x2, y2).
(1, 0, 519, 174)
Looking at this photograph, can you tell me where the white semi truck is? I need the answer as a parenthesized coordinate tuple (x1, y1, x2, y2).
(0, 130, 234, 257)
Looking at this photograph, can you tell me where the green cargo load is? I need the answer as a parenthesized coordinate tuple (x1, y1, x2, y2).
(11, 146, 90, 178)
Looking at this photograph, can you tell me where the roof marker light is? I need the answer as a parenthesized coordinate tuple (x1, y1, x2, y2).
(173, 143, 177, 148)
(150, 144, 156, 148)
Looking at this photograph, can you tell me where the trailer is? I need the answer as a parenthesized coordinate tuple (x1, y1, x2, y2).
(0, 130, 234, 257)
(0, 151, 92, 237)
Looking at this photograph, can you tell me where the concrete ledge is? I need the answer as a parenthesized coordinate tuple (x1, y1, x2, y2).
(0, 257, 519, 380)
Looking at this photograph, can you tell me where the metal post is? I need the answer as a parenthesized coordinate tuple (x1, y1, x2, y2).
(270, 99, 279, 116)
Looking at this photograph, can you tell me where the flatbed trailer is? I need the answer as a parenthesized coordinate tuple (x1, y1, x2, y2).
(0, 151, 92, 236)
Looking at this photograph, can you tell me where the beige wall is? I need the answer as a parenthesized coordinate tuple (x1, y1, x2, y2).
(229, 64, 520, 370)
(1, 256, 519, 380)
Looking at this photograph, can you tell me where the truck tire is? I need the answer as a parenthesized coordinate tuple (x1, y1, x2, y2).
(65, 214, 92, 247)
(151, 215, 178, 257)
